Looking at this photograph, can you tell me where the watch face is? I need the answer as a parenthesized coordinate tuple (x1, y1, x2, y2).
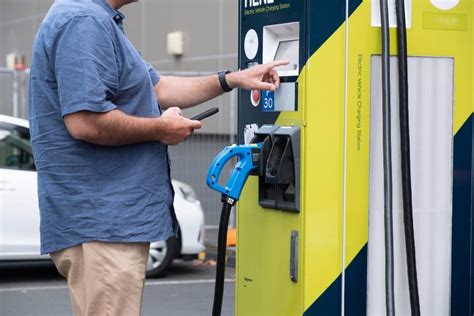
(244, 29, 259, 60)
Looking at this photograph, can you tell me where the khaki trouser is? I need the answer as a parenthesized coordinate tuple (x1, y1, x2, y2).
(51, 242, 150, 316)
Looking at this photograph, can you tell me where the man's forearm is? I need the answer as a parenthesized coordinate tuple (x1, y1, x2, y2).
(65, 110, 162, 146)
(155, 75, 225, 109)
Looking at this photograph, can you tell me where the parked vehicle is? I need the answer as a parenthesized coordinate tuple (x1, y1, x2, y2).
(0, 114, 206, 277)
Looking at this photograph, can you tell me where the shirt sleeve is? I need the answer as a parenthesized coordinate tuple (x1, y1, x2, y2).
(54, 16, 119, 117)
(143, 60, 161, 87)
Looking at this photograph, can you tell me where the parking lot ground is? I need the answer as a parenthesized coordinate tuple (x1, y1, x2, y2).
(0, 259, 235, 316)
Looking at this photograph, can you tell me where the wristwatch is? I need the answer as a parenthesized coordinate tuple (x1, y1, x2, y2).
(218, 70, 233, 93)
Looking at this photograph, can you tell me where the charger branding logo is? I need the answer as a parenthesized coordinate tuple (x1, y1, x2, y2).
(244, 0, 275, 8)
(243, 1, 290, 16)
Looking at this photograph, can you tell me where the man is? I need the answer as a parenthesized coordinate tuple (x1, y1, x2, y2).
(29, 0, 285, 315)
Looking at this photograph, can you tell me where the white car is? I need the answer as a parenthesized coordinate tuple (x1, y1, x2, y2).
(0, 114, 206, 277)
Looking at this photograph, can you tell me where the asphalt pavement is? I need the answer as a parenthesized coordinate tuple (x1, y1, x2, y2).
(0, 259, 235, 316)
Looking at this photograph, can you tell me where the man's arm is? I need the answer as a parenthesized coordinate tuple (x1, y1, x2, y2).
(155, 60, 288, 109)
(64, 107, 201, 146)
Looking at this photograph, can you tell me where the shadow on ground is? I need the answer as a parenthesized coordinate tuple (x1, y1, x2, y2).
(0, 261, 62, 284)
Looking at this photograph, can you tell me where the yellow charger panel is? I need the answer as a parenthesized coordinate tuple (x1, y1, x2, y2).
(235, 0, 473, 315)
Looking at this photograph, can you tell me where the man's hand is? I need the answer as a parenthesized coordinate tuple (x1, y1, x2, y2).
(226, 60, 290, 91)
(157, 107, 202, 145)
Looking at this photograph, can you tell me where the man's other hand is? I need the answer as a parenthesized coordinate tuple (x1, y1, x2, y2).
(158, 107, 202, 145)
(226, 60, 290, 91)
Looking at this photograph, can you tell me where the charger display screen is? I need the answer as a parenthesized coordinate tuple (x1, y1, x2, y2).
(274, 40, 299, 72)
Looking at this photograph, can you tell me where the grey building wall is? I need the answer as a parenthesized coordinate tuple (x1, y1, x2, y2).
(0, 0, 239, 226)
(0, 0, 52, 118)
(0, 0, 239, 135)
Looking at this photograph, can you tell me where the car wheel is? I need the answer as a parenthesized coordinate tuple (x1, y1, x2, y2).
(146, 236, 179, 278)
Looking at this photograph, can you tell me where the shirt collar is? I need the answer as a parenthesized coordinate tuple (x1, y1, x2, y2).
(92, 0, 125, 30)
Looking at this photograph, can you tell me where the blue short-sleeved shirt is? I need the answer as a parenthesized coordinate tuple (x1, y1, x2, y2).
(29, 0, 177, 254)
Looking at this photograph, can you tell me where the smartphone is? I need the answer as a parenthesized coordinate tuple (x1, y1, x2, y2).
(191, 107, 219, 121)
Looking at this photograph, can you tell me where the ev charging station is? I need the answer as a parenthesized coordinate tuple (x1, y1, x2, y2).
(207, 1, 473, 315)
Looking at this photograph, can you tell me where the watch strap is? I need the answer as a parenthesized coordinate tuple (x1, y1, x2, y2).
(218, 70, 233, 93)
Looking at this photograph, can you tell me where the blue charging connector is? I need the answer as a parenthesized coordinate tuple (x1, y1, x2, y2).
(206, 143, 262, 201)
(206, 142, 262, 316)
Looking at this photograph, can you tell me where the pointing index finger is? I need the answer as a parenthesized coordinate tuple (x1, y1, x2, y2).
(266, 60, 290, 70)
